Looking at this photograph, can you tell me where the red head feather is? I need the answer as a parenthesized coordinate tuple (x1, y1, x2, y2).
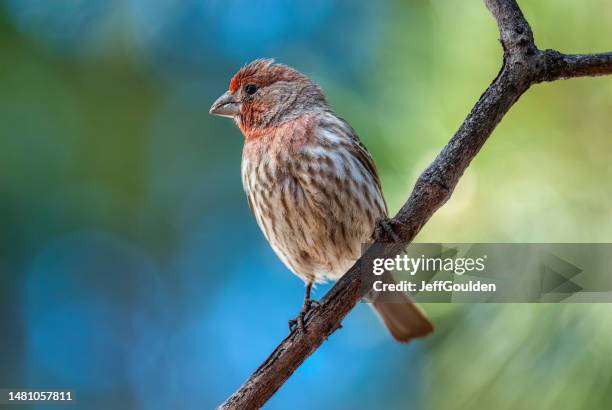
(228, 58, 305, 94)
(229, 59, 274, 93)
(224, 59, 325, 138)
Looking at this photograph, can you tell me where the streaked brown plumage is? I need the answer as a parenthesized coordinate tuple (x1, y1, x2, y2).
(210, 59, 432, 342)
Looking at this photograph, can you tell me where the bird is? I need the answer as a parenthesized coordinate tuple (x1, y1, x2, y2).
(209, 58, 433, 342)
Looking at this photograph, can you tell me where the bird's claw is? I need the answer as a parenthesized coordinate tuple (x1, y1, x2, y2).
(374, 217, 406, 243)
(288, 299, 320, 333)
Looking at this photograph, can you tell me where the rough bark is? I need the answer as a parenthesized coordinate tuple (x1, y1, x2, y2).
(218, 1, 612, 408)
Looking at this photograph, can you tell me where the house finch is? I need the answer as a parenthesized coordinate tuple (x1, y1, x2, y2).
(210, 59, 432, 342)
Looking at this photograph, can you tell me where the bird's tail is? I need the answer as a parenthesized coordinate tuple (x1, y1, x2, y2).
(371, 295, 433, 343)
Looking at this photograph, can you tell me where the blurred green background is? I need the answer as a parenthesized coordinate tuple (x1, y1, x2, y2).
(1, 0, 611, 409)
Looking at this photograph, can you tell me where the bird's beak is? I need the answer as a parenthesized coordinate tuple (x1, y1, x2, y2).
(209, 91, 241, 118)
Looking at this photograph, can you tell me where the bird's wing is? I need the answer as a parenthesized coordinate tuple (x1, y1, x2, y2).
(320, 113, 388, 215)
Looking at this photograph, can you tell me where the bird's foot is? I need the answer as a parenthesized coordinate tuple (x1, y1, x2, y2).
(374, 217, 407, 243)
(288, 298, 320, 333)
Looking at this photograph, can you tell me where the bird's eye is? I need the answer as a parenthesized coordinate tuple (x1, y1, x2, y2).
(244, 84, 258, 95)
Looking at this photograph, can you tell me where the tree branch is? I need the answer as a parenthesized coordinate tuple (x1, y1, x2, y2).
(218, 1, 612, 408)
(539, 51, 612, 81)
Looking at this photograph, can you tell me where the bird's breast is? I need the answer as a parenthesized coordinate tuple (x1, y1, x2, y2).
(241, 140, 386, 283)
